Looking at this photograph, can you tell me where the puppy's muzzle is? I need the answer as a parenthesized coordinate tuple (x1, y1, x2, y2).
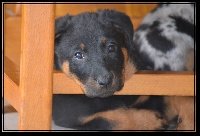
(96, 75, 112, 88)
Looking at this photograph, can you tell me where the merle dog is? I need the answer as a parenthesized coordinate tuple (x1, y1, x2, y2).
(53, 3, 195, 130)
(133, 3, 195, 71)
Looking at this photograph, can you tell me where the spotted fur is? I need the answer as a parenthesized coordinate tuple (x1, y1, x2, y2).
(133, 3, 195, 71)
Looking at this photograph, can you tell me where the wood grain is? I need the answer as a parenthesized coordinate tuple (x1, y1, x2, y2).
(53, 70, 195, 96)
(4, 56, 20, 112)
(4, 17, 21, 65)
(4, 73, 19, 112)
(18, 4, 55, 130)
(4, 56, 195, 114)
(55, 3, 157, 18)
(55, 3, 157, 30)
(117, 71, 195, 96)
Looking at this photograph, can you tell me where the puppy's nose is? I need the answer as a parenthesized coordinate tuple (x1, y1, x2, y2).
(97, 76, 112, 87)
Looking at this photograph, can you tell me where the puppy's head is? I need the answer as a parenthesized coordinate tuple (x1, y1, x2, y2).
(55, 10, 137, 98)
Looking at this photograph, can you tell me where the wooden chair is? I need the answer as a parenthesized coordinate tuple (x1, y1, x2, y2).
(3, 3, 195, 130)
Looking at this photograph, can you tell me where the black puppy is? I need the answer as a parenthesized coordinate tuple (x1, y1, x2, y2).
(53, 5, 194, 130)
(54, 9, 137, 98)
(53, 9, 167, 130)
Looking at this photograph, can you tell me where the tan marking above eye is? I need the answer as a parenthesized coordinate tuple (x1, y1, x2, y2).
(101, 37, 106, 44)
(80, 43, 85, 50)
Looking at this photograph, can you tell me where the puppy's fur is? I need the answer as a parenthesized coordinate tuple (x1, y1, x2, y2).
(133, 3, 195, 71)
(132, 3, 195, 130)
(54, 9, 138, 98)
(53, 4, 195, 130)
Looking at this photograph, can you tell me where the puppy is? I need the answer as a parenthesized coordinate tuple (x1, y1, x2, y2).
(53, 4, 195, 131)
(54, 9, 137, 98)
(53, 9, 166, 130)
(133, 3, 195, 71)
(133, 3, 195, 130)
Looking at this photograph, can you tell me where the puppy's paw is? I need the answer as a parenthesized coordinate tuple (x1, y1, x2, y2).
(136, 110, 168, 130)
(165, 115, 182, 130)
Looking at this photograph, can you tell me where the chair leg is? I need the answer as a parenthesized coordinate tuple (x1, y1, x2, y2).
(19, 4, 55, 130)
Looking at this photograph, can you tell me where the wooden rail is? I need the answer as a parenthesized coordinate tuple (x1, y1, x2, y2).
(19, 4, 55, 130)
(4, 56, 195, 112)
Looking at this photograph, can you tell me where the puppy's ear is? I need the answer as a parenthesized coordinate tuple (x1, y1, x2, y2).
(97, 9, 134, 47)
(54, 15, 72, 70)
(98, 10, 139, 70)
(55, 14, 72, 39)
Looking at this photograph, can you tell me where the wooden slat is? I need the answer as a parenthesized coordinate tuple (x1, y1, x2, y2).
(4, 73, 19, 111)
(53, 71, 83, 94)
(53, 71, 195, 96)
(4, 56, 195, 103)
(116, 71, 195, 96)
(4, 56, 20, 84)
(4, 3, 158, 19)
(55, 3, 157, 18)
(3, 73, 19, 111)
(4, 56, 20, 111)
(4, 68, 195, 97)
(19, 4, 55, 130)
(4, 17, 21, 65)
(3, 56, 194, 129)
(55, 3, 157, 30)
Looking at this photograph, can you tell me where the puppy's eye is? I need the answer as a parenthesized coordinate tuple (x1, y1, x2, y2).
(74, 52, 84, 59)
(107, 44, 115, 53)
